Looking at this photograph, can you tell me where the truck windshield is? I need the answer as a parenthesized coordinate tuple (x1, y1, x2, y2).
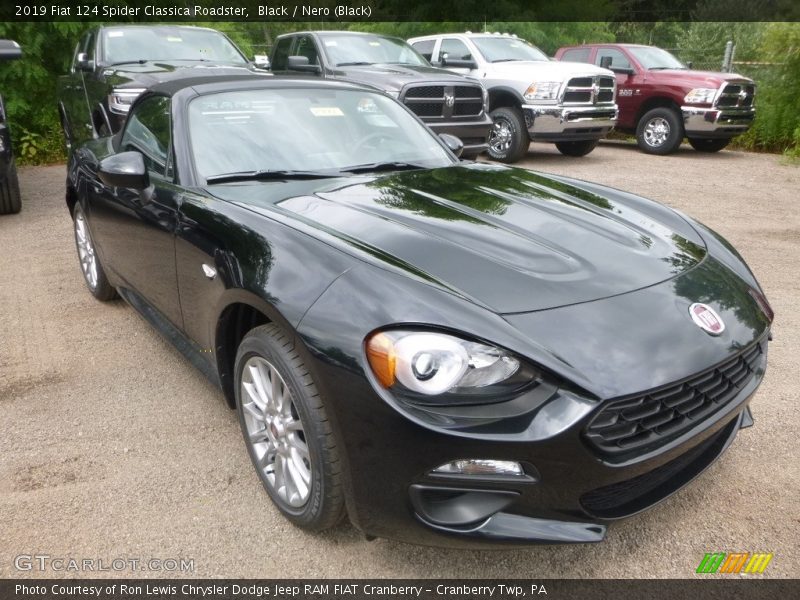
(102, 27, 247, 65)
(628, 47, 687, 70)
(189, 88, 454, 182)
(319, 34, 428, 67)
(471, 37, 549, 63)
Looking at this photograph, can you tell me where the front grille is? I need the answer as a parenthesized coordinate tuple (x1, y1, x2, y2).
(401, 84, 484, 121)
(581, 417, 735, 518)
(715, 83, 755, 108)
(585, 341, 763, 456)
(562, 76, 616, 105)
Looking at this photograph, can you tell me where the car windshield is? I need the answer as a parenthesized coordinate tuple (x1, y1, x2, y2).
(319, 34, 428, 67)
(102, 27, 247, 65)
(188, 88, 454, 182)
(471, 37, 549, 63)
(628, 46, 687, 70)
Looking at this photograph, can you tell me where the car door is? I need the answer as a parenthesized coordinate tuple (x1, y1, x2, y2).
(88, 94, 184, 329)
(595, 47, 643, 129)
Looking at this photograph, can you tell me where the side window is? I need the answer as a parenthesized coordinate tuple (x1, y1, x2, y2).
(411, 40, 435, 62)
(295, 35, 319, 66)
(440, 38, 472, 61)
(121, 96, 172, 180)
(271, 37, 293, 71)
(561, 48, 591, 63)
(595, 48, 631, 70)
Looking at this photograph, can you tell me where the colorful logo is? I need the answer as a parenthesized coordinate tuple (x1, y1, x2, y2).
(689, 303, 725, 336)
(696, 552, 773, 574)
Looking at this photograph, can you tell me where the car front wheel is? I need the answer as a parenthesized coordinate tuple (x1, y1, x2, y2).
(235, 324, 345, 531)
(688, 137, 731, 153)
(487, 107, 529, 163)
(636, 107, 684, 155)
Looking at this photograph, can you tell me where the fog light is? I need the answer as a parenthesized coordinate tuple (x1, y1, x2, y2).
(432, 459, 524, 477)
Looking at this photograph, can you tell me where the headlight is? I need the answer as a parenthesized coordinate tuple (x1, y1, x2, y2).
(108, 88, 146, 114)
(523, 81, 561, 102)
(684, 88, 717, 104)
(365, 330, 539, 405)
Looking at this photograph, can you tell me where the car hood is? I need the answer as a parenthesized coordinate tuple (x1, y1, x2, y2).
(490, 60, 614, 79)
(333, 63, 475, 92)
(643, 69, 754, 87)
(211, 163, 707, 314)
(102, 61, 260, 89)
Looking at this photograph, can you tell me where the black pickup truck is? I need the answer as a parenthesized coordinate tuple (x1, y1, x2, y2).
(270, 31, 493, 158)
(0, 39, 22, 215)
(57, 25, 266, 150)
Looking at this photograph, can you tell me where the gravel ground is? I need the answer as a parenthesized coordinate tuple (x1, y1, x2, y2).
(0, 140, 797, 579)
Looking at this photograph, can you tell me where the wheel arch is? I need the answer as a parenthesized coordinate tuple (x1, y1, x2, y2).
(635, 96, 681, 126)
(487, 87, 524, 111)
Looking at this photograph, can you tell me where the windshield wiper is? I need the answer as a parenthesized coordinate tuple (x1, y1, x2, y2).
(648, 66, 685, 70)
(336, 61, 374, 67)
(205, 170, 340, 184)
(491, 58, 523, 63)
(108, 60, 148, 66)
(340, 161, 428, 174)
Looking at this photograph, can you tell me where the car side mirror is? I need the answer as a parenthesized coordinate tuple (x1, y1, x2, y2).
(0, 40, 22, 61)
(287, 55, 321, 73)
(599, 56, 612, 69)
(439, 133, 464, 158)
(609, 65, 634, 75)
(76, 52, 94, 72)
(440, 52, 477, 69)
(686, 60, 693, 69)
(98, 151, 149, 190)
(253, 54, 270, 69)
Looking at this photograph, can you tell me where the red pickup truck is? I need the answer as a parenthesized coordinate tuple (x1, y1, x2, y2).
(555, 44, 755, 155)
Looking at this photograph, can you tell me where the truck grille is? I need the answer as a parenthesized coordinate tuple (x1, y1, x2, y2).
(584, 340, 764, 456)
(715, 83, 755, 108)
(562, 76, 615, 105)
(401, 84, 484, 120)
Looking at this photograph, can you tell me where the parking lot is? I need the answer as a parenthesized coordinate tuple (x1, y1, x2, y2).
(0, 141, 797, 578)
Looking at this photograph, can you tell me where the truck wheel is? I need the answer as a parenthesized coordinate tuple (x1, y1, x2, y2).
(688, 138, 730, 153)
(0, 159, 22, 215)
(636, 107, 684, 155)
(487, 107, 529, 163)
(555, 140, 599, 157)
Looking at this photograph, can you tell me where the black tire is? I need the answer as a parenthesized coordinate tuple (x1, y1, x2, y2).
(72, 203, 117, 301)
(688, 137, 731, 153)
(0, 159, 21, 215)
(235, 324, 344, 531)
(636, 107, 684, 155)
(555, 139, 599, 157)
(487, 106, 529, 163)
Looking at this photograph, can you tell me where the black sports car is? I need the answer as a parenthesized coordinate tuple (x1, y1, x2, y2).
(66, 75, 773, 546)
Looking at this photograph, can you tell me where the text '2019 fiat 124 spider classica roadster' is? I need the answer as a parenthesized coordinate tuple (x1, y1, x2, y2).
(66, 75, 773, 547)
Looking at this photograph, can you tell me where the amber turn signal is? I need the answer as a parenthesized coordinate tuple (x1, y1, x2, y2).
(366, 332, 396, 388)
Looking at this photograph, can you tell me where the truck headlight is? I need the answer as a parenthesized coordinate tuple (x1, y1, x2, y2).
(684, 88, 717, 104)
(108, 88, 146, 114)
(524, 81, 561, 102)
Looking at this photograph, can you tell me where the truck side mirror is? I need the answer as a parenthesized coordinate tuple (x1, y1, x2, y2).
(599, 56, 612, 69)
(686, 61, 693, 69)
(77, 52, 94, 71)
(287, 55, 321, 73)
(441, 53, 477, 69)
(0, 40, 22, 61)
(253, 54, 270, 69)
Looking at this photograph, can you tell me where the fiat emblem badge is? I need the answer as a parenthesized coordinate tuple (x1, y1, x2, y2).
(689, 303, 725, 335)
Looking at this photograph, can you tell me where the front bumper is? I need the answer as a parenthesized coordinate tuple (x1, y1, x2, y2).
(522, 104, 618, 142)
(682, 106, 755, 138)
(426, 114, 494, 155)
(307, 336, 766, 547)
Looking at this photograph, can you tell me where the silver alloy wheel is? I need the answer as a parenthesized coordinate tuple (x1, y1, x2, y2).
(241, 356, 312, 508)
(643, 117, 670, 148)
(74, 208, 98, 290)
(489, 117, 514, 154)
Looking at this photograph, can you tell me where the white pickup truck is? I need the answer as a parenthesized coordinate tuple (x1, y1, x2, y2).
(409, 32, 619, 163)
